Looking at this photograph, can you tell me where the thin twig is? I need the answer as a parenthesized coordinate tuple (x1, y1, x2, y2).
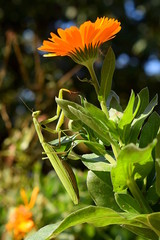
(12, 33, 30, 87)
(57, 64, 82, 89)
(0, 104, 12, 133)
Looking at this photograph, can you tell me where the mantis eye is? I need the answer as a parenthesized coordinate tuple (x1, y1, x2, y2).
(32, 111, 41, 118)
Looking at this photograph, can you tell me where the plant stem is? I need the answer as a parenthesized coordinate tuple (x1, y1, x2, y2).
(86, 61, 110, 118)
(111, 143, 120, 159)
(127, 176, 152, 214)
(100, 100, 109, 118)
(86, 61, 100, 96)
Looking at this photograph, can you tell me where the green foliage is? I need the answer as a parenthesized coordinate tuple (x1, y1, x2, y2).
(155, 159, 160, 197)
(82, 153, 112, 172)
(111, 140, 156, 193)
(26, 206, 160, 240)
(28, 56, 160, 239)
(139, 112, 160, 148)
(129, 94, 158, 144)
(1, 1, 160, 239)
(99, 47, 115, 102)
(147, 213, 160, 236)
(87, 171, 120, 210)
(27, 43, 160, 239)
(118, 90, 137, 129)
(56, 98, 112, 146)
(1, 164, 95, 240)
(115, 193, 142, 214)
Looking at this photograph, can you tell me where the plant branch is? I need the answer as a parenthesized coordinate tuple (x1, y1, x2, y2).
(86, 62, 100, 96)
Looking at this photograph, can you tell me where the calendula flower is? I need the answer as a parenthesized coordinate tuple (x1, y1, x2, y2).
(6, 187, 39, 240)
(38, 17, 121, 65)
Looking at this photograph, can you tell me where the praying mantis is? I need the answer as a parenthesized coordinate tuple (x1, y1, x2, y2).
(32, 89, 79, 205)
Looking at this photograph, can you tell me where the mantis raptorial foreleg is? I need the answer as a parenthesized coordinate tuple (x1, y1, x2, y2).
(40, 88, 70, 141)
(32, 110, 79, 205)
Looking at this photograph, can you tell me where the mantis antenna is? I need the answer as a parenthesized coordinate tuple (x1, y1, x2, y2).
(19, 97, 34, 113)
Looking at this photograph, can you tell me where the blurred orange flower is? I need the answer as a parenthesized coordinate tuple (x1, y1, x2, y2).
(6, 187, 39, 240)
(38, 17, 121, 63)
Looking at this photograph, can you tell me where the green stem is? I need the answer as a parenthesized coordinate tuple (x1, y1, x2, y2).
(111, 142, 120, 159)
(100, 100, 109, 118)
(127, 176, 152, 214)
(86, 61, 110, 119)
(86, 61, 100, 96)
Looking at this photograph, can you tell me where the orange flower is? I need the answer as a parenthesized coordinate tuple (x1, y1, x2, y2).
(6, 187, 39, 240)
(38, 17, 121, 64)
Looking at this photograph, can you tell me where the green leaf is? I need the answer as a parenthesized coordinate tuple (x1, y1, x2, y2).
(56, 97, 119, 146)
(68, 105, 111, 146)
(49, 136, 75, 146)
(129, 94, 158, 143)
(118, 90, 135, 129)
(147, 213, 160, 236)
(117, 90, 140, 144)
(111, 140, 156, 192)
(49, 135, 76, 153)
(133, 95, 141, 119)
(75, 140, 106, 155)
(155, 159, 160, 197)
(134, 213, 160, 238)
(146, 184, 159, 205)
(139, 112, 160, 148)
(25, 206, 146, 240)
(56, 97, 113, 145)
(68, 119, 83, 132)
(87, 171, 121, 211)
(107, 90, 122, 111)
(135, 87, 149, 118)
(124, 225, 158, 240)
(84, 100, 118, 139)
(25, 224, 59, 240)
(155, 131, 160, 159)
(56, 98, 86, 121)
(99, 47, 115, 101)
(82, 153, 113, 172)
(84, 100, 107, 121)
(115, 193, 142, 214)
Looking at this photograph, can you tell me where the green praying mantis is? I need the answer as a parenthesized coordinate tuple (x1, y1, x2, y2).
(31, 88, 79, 205)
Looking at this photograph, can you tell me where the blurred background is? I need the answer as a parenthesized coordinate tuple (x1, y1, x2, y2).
(0, 0, 160, 239)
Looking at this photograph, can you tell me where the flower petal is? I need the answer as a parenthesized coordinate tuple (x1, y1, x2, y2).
(38, 16, 121, 62)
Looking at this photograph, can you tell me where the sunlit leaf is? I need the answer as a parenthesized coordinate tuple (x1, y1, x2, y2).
(87, 171, 120, 210)
(82, 153, 112, 172)
(155, 131, 160, 159)
(115, 193, 142, 213)
(111, 140, 157, 192)
(124, 225, 158, 240)
(134, 87, 149, 118)
(139, 112, 160, 148)
(68, 105, 111, 146)
(84, 100, 118, 139)
(155, 159, 160, 197)
(99, 47, 115, 102)
(25, 206, 148, 240)
(56, 98, 85, 120)
(146, 184, 159, 205)
(147, 213, 160, 237)
(129, 94, 158, 143)
(118, 90, 135, 129)
(75, 140, 106, 155)
(107, 90, 122, 111)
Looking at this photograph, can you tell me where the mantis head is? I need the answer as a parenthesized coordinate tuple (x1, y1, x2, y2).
(32, 111, 41, 118)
